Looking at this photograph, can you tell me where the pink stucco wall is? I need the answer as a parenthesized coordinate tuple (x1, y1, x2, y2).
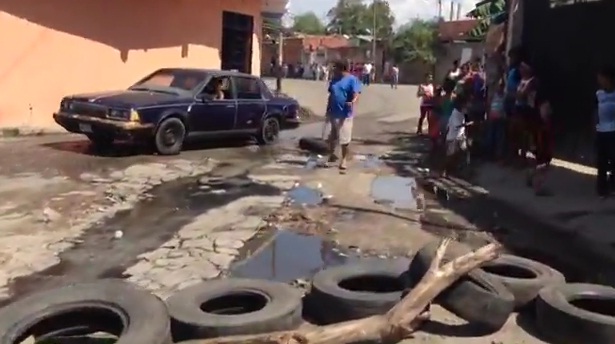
(0, 0, 262, 130)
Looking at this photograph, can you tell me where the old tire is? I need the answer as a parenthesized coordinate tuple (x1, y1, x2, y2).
(166, 278, 303, 340)
(154, 117, 185, 155)
(298, 137, 329, 155)
(0, 279, 171, 344)
(256, 117, 280, 145)
(536, 283, 615, 344)
(482, 255, 566, 309)
(308, 261, 410, 324)
(407, 241, 514, 331)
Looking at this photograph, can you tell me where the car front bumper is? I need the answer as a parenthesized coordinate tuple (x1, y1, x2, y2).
(53, 112, 154, 139)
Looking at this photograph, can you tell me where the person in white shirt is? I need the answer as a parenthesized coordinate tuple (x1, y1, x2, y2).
(390, 65, 400, 89)
(416, 73, 434, 134)
(444, 95, 470, 176)
(363, 63, 373, 86)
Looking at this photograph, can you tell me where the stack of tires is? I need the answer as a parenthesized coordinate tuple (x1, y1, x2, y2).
(1, 241, 614, 344)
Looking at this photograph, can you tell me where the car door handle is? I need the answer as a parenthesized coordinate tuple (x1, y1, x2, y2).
(225, 105, 234, 108)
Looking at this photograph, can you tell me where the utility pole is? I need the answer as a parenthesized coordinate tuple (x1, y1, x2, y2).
(437, 0, 442, 19)
(372, 0, 377, 79)
(276, 30, 283, 93)
(456, 2, 461, 20)
(449, 1, 454, 21)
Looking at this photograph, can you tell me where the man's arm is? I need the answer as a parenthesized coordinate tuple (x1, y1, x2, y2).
(350, 77, 362, 103)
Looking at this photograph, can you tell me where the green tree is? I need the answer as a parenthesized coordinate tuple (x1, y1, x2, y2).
(326, 0, 394, 37)
(292, 12, 326, 34)
(392, 19, 439, 65)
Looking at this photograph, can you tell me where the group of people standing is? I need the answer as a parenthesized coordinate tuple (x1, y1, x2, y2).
(415, 48, 615, 199)
(415, 52, 554, 195)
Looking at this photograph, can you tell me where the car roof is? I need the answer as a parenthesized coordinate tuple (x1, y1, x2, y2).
(160, 68, 256, 78)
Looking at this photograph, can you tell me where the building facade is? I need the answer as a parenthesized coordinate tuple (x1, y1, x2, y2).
(0, 0, 275, 130)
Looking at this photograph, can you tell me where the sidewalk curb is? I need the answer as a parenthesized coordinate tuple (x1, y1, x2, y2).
(413, 172, 615, 269)
(0, 127, 65, 139)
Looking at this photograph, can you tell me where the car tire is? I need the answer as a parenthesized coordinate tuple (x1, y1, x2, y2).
(155, 117, 185, 155)
(307, 261, 411, 324)
(0, 279, 171, 344)
(482, 254, 566, 309)
(166, 278, 303, 341)
(298, 136, 329, 155)
(86, 133, 115, 148)
(256, 117, 280, 145)
(407, 241, 514, 332)
(536, 283, 615, 344)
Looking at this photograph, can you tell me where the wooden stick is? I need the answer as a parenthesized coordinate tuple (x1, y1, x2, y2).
(185, 239, 502, 344)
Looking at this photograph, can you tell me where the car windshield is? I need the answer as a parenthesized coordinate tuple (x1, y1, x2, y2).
(129, 69, 209, 94)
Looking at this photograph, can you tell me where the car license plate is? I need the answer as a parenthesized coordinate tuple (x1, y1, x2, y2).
(78, 123, 92, 133)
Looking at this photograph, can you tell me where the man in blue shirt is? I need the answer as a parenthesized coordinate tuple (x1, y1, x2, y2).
(326, 60, 362, 172)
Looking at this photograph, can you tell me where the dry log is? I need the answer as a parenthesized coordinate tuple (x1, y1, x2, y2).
(189, 239, 502, 344)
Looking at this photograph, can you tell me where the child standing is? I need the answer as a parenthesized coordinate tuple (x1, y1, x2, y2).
(416, 73, 434, 134)
(428, 86, 444, 155)
(443, 95, 470, 176)
(484, 79, 507, 161)
(595, 67, 615, 198)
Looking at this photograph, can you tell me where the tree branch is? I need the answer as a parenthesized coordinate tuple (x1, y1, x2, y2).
(184, 240, 502, 344)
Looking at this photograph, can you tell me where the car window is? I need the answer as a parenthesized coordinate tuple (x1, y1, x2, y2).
(259, 80, 274, 99)
(201, 76, 235, 100)
(132, 69, 209, 92)
(234, 77, 263, 100)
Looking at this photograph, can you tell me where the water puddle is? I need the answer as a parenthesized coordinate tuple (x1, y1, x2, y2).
(230, 230, 360, 283)
(370, 176, 418, 210)
(287, 184, 323, 206)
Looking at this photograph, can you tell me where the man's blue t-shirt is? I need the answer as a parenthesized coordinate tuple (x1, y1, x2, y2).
(506, 67, 521, 95)
(327, 74, 362, 118)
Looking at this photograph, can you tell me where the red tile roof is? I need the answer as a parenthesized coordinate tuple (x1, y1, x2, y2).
(300, 35, 351, 50)
(438, 19, 479, 42)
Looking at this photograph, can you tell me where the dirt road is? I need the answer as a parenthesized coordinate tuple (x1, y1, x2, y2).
(0, 79, 607, 343)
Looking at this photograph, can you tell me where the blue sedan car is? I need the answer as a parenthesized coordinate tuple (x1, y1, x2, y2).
(53, 68, 301, 155)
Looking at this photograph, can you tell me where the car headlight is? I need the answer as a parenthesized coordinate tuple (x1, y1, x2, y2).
(108, 109, 128, 119)
(129, 109, 140, 122)
(60, 99, 71, 110)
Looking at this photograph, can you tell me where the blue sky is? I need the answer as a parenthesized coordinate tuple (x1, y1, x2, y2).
(289, 0, 478, 26)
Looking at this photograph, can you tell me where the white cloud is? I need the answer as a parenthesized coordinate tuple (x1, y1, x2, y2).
(289, 0, 479, 26)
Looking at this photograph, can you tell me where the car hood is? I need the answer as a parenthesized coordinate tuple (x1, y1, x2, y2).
(67, 90, 184, 108)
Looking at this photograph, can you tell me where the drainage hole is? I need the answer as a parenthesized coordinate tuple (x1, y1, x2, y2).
(570, 298, 615, 317)
(483, 264, 537, 279)
(338, 275, 404, 293)
(200, 292, 268, 315)
(14, 306, 124, 344)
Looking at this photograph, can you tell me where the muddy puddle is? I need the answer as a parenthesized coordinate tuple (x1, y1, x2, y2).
(370, 176, 419, 211)
(5, 173, 282, 302)
(230, 230, 360, 283)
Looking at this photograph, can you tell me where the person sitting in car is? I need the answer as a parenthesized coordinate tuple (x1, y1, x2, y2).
(212, 78, 225, 100)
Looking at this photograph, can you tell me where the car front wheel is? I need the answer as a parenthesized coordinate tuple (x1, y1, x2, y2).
(257, 117, 280, 145)
(154, 117, 185, 155)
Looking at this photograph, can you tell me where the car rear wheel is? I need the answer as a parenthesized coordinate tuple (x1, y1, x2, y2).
(86, 133, 115, 148)
(155, 117, 185, 155)
(257, 117, 280, 145)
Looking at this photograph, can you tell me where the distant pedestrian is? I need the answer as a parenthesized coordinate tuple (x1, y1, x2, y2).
(363, 62, 372, 86)
(326, 60, 362, 172)
(390, 65, 399, 89)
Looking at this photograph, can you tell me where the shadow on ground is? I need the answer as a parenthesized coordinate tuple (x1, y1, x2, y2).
(41, 136, 260, 158)
(379, 131, 615, 287)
